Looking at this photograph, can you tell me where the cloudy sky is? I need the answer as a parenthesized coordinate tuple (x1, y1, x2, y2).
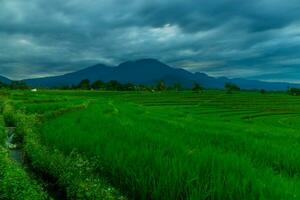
(1, 0, 300, 82)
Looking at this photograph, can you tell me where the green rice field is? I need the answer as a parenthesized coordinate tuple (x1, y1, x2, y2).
(1, 90, 300, 199)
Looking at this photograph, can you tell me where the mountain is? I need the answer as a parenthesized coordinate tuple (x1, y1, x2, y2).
(0, 75, 11, 84)
(24, 59, 197, 87)
(25, 64, 113, 87)
(24, 59, 300, 90)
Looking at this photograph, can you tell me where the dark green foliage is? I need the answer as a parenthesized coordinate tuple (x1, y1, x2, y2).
(78, 79, 91, 90)
(122, 83, 135, 91)
(288, 88, 300, 96)
(260, 89, 266, 94)
(91, 80, 105, 90)
(10, 81, 30, 90)
(173, 83, 182, 91)
(106, 80, 123, 91)
(156, 80, 166, 91)
(192, 82, 204, 93)
(0, 81, 8, 89)
(225, 83, 240, 93)
(3, 102, 17, 127)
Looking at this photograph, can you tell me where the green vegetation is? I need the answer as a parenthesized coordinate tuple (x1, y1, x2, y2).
(2, 90, 300, 199)
(225, 83, 240, 93)
(288, 88, 300, 96)
(1, 92, 125, 199)
(0, 147, 48, 200)
(192, 82, 204, 93)
(0, 97, 47, 200)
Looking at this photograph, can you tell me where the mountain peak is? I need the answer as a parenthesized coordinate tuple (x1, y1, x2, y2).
(119, 58, 167, 68)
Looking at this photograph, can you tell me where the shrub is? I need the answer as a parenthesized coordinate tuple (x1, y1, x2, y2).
(225, 83, 240, 94)
(192, 83, 204, 93)
(288, 88, 300, 96)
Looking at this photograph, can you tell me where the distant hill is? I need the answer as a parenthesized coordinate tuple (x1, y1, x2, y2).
(0, 75, 11, 84)
(22, 58, 300, 90)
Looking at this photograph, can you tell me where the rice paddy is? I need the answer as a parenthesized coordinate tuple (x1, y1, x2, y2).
(1, 90, 300, 199)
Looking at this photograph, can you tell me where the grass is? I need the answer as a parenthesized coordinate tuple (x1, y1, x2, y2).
(30, 90, 300, 199)
(2, 93, 125, 199)
(3, 90, 300, 199)
(0, 95, 47, 200)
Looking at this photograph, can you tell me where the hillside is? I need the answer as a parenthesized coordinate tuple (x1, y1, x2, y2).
(17, 58, 300, 90)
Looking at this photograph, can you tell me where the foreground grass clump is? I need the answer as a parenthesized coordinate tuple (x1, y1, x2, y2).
(6, 98, 125, 200)
(0, 147, 48, 200)
(0, 112, 47, 200)
(40, 98, 300, 200)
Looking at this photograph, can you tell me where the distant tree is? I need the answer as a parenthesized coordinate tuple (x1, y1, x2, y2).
(91, 80, 105, 90)
(192, 83, 204, 93)
(78, 79, 90, 90)
(10, 81, 29, 90)
(174, 83, 182, 92)
(156, 80, 166, 91)
(288, 88, 300, 96)
(0, 81, 8, 89)
(260, 89, 266, 94)
(106, 80, 122, 91)
(140, 84, 150, 91)
(123, 83, 135, 91)
(56, 85, 72, 90)
(225, 83, 240, 94)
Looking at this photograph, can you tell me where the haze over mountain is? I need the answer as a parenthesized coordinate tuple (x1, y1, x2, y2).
(23, 59, 299, 90)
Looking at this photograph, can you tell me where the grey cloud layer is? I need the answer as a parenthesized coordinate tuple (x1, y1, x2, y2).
(1, 0, 300, 81)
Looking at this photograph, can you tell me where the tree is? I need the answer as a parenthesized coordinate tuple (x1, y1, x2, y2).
(192, 83, 204, 93)
(91, 80, 105, 90)
(0, 81, 8, 89)
(260, 89, 266, 94)
(123, 83, 135, 91)
(225, 83, 240, 94)
(106, 80, 122, 91)
(78, 79, 90, 90)
(174, 83, 182, 92)
(10, 81, 29, 90)
(156, 80, 166, 91)
(288, 88, 300, 96)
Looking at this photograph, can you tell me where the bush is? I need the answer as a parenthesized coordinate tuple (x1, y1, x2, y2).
(225, 83, 240, 94)
(192, 83, 204, 93)
(288, 88, 300, 96)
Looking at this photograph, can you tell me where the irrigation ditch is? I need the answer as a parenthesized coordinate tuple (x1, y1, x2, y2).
(5, 125, 66, 200)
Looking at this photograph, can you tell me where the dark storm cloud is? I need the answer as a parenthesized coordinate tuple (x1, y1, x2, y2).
(1, 0, 300, 81)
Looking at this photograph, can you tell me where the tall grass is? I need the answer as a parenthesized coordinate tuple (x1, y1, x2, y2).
(40, 94, 300, 200)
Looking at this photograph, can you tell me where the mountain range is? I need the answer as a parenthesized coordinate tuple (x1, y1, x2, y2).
(1, 59, 299, 90)
(0, 75, 12, 85)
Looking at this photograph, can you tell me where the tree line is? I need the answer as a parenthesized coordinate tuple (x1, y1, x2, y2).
(0, 81, 29, 90)
(66, 79, 207, 92)
(56, 79, 189, 92)
(1, 78, 300, 95)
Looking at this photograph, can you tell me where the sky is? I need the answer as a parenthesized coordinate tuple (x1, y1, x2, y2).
(1, 0, 300, 82)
